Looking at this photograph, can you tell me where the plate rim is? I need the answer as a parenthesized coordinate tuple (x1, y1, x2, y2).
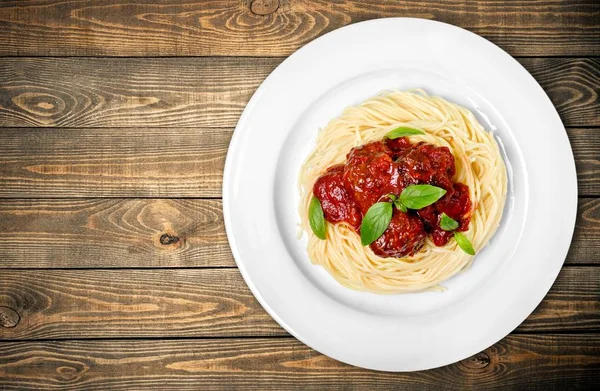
(222, 17, 578, 371)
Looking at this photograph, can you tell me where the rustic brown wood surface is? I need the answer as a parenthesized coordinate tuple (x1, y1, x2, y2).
(1, 335, 599, 390)
(0, 0, 598, 57)
(0, 0, 599, 389)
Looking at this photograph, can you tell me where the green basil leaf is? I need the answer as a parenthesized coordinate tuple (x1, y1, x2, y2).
(454, 232, 475, 255)
(440, 212, 459, 231)
(394, 200, 407, 212)
(360, 202, 393, 246)
(387, 193, 397, 202)
(309, 197, 327, 240)
(399, 185, 447, 210)
(386, 126, 425, 139)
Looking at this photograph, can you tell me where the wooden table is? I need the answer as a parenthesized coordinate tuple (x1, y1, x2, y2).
(0, 1, 598, 389)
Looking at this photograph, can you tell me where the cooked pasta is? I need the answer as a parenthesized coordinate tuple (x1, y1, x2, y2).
(298, 90, 507, 293)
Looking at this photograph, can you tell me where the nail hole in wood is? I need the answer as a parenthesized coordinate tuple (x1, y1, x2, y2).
(250, 0, 279, 16)
(160, 233, 180, 245)
(0, 306, 20, 328)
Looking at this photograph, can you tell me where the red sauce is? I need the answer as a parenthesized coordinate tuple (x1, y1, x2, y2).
(313, 165, 362, 229)
(312, 137, 471, 257)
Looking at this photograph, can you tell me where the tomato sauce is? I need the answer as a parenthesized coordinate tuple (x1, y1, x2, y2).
(312, 137, 472, 257)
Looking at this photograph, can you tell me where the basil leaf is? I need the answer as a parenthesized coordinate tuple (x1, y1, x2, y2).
(440, 212, 459, 231)
(454, 232, 475, 255)
(360, 202, 393, 246)
(386, 127, 425, 139)
(387, 193, 397, 202)
(400, 185, 447, 210)
(309, 197, 327, 240)
(394, 200, 407, 212)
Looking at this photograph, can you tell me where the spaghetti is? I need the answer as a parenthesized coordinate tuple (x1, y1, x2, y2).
(298, 90, 507, 293)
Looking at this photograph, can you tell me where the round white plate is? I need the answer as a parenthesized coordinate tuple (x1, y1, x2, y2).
(223, 18, 577, 372)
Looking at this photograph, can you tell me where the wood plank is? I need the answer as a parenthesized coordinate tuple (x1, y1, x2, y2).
(568, 198, 600, 265)
(0, 57, 598, 128)
(0, 128, 231, 198)
(0, 57, 277, 128)
(0, 269, 282, 339)
(0, 197, 598, 268)
(569, 129, 600, 197)
(0, 0, 598, 57)
(0, 267, 597, 340)
(1, 335, 599, 390)
(0, 199, 232, 268)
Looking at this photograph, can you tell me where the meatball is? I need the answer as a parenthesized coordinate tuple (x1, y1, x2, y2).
(397, 142, 455, 190)
(342, 141, 402, 212)
(313, 165, 362, 229)
(370, 211, 427, 257)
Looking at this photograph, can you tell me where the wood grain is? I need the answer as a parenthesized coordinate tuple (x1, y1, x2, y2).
(0, 267, 597, 340)
(0, 58, 598, 128)
(569, 198, 600, 264)
(1, 335, 599, 390)
(0, 269, 282, 340)
(0, 128, 230, 197)
(569, 129, 600, 197)
(0, 57, 277, 128)
(0, 197, 598, 268)
(0, 199, 231, 268)
(0, 0, 598, 57)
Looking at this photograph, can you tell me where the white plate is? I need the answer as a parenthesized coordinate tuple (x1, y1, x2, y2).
(223, 18, 577, 372)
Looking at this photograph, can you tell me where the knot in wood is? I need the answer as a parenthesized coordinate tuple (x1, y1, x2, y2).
(460, 352, 491, 369)
(250, 0, 279, 15)
(160, 233, 180, 245)
(57, 365, 84, 381)
(0, 306, 20, 328)
(11, 92, 64, 117)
